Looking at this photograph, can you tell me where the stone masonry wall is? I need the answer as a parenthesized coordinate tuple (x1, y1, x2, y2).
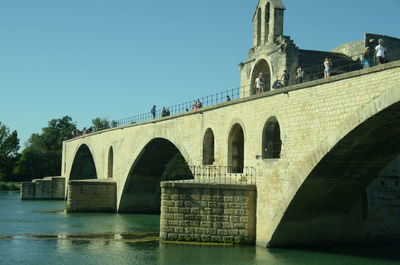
(160, 182, 256, 244)
(21, 177, 65, 200)
(365, 155, 400, 243)
(67, 179, 116, 212)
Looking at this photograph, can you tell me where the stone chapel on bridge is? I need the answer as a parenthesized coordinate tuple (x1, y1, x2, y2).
(239, 0, 400, 96)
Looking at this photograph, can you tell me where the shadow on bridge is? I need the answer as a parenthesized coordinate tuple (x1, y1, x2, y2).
(70, 144, 97, 181)
(118, 138, 191, 213)
(270, 101, 400, 247)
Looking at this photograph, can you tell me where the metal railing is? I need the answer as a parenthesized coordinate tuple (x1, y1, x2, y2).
(162, 165, 256, 185)
(113, 42, 400, 127)
(115, 88, 243, 126)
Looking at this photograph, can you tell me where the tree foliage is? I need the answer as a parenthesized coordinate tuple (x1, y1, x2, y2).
(92, 117, 111, 131)
(0, 122, 20, 180)
(14, 116, 76, 180)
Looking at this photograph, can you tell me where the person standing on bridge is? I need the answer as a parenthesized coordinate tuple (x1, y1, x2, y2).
(296, 66, 304, 84)
(151, 105, 156, 119)
(324, 57, 332, 78)
(375, 39, 387, 65)
(281, 70, 289, 87)
(361, 47, 371, 68)
(255, 72, 264, 95)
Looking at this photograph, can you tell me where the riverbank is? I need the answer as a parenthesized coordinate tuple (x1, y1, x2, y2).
(0, 182, 21, 191)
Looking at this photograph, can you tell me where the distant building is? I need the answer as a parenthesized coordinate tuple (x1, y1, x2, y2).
(239, 0, 400, 96)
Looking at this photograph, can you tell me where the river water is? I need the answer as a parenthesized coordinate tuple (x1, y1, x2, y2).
(1, 191, 399, 265)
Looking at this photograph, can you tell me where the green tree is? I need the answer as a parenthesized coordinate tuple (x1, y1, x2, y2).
(14, 116, 76, 180)
(0, 122, 20, 180)
(92, 117, 111, 131)
(111, 120, 118, 128)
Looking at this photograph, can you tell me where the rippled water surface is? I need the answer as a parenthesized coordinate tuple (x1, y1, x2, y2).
(1, 191, 399, 265)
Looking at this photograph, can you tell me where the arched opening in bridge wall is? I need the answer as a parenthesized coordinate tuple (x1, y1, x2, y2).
(251, 59, 271, 95)
(228, 124, 244, 173)
(203, 128, 215, 165)
(269, 101, 400, 247)
(262, 117, 281, 159)
(69, 144, 97, 180)
(107, 147, 113, 178)
(118, 138, 191, 213)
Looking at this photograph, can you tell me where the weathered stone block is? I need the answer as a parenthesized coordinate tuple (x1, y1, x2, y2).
(200, 221, 213, 228)
(178, 220, 190, 227)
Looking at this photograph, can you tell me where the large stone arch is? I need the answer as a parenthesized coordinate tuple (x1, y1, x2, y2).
(267, 100, 400, 247)
(69, 144, 98, 181)
(118, 138, 192, 213)
(251, 59, 271, 94)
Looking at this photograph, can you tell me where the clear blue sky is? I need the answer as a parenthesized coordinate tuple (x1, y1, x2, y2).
(1, 0, 399, 147)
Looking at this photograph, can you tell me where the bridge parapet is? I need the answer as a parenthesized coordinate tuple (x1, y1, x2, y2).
(163, 165, 256, 185)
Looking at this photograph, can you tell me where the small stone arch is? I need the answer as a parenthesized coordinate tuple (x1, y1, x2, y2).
(251, 59, 271, 94)
(262, 116, 282, 159)
(265, 3, 270, 42)
(70, 144, 97, 180)
(228, 123, 245, 173)
(107, 146, 114, 178)
(257, 8, 262, 46)
(203, 128, 215, 165)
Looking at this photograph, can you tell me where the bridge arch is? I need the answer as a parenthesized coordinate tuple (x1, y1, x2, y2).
(203, 128, 215, 165)
(251, 59, 271, 94)
(69, 144, 98, 181)
(268, 98, 400, 247)
(262, 116, 282, 159)
(228, 123, 245, 173)
(118, 137, 192, 213)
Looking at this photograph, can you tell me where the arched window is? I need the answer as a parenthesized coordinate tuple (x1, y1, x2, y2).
(203, 128, 215, 165)
(108, 147, 113, 178)
(251, 59, 271, 94)
(257, 8, 262, 46)
(262, 117, 282, 159)
(265, 3, 270, 42)
(228, 124, 244, 173)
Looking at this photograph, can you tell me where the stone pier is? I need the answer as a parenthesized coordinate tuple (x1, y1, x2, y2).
(67, 179, 117, 212)
(21, 177, 65, 200)
(160, 181, 256, 244)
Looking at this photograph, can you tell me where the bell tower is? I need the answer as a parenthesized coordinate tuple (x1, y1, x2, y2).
(252, 0, 285, 47)
(240, 0, 299, 98)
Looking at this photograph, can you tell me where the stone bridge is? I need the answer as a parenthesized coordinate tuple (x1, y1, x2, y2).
(62, 61, 400, 246)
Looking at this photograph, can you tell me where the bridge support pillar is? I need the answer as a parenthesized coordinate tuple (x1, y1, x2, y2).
(160, 181, 256, 244)
(67, 179, 116, 212)
(21, 177, 65, 200)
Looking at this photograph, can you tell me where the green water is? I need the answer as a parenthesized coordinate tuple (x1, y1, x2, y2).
(1, 191, 399, 265)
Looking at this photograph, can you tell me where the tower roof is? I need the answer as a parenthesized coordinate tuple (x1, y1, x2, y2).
(252, 0, 286, 20)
